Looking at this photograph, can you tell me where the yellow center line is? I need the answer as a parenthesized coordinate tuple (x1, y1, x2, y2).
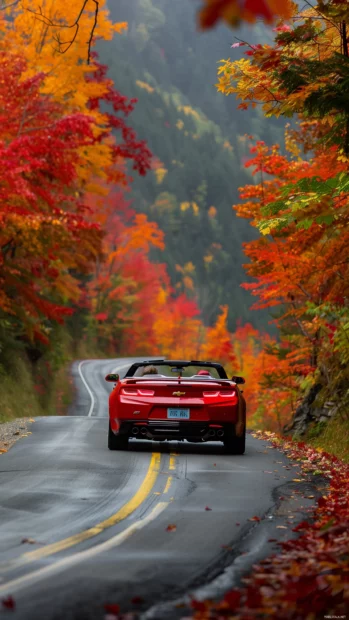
(169, 455, 176, 470)
(1, 452, 161, 572)
(163, 476, 173, 494)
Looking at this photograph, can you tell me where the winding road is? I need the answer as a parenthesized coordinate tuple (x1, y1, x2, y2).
(0, 358, 319, 619)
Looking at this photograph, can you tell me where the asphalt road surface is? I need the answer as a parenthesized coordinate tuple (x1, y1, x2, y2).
(0, 358, 320, 619)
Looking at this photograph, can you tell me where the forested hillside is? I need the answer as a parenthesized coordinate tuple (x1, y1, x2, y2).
(98, 0, 283, 329)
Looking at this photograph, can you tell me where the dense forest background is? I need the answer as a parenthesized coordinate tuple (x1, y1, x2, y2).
(98, 0, 283, 330)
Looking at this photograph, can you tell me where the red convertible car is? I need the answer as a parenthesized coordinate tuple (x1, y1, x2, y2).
(105, 360, 246, 454)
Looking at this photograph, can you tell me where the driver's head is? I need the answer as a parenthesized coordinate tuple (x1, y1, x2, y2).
(141, 365, 158, 376)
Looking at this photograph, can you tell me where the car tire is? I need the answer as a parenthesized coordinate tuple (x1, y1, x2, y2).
(108, 422, 129, 451)
(224, 426, 245, 455)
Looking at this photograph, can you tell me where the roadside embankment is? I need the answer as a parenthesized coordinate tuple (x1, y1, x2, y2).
(0, 349, 74, 425)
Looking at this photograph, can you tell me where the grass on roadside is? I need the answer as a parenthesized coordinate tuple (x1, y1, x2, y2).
(305, 414, 349, 463)
(0, 357, 44, 423)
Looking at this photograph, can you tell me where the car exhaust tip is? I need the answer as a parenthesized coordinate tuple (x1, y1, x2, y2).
(140, 427, 148, 436)
(217, 429, 224, 437)
(132, 427, 140, 436)
(208, 429, 216, 437)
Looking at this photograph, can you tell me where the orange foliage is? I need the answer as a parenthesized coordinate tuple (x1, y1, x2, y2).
(201, 306, 236, 376)
(199, 0, 293, 28)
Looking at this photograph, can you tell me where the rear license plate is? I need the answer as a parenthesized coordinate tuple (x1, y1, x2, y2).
(167, 408, 190, 420)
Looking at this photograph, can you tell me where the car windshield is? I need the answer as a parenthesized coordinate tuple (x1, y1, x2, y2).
(132, 364, 223, 379)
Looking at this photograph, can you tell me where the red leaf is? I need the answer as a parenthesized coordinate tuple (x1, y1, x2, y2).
(2, 596, 16, 610)
(205, 506, 212, 511)
(224, 589, 241, 608)
(190, 599, 207, 612)
(249, 516, 261, 522)
(246, 586, 263, 607)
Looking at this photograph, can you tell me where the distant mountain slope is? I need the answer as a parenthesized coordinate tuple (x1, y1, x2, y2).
(98, 0, 283, 330)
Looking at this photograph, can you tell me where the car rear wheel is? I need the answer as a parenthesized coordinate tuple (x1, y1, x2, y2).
(108, 422, 129, 451)
(224, 426, 245, 455)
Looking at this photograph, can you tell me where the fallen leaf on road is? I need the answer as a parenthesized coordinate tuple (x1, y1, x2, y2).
(292, 478, 304, 482)
(276, 525, 287, 529)
(2, 596, 15, 610)
(166, 524, 177, 532)
(307, 495, 315, 499)
(249, 516, 261, 522)
(191, 599, 208, 612)
(21, 538, 37, 544)
(236, 522, 240, 526)
(13, 431, 19, 436)
(205, 506, 212, 511)
(104, 603, 120, 614)
(0, 449, 7, 454)
(224, 590, 241, 607)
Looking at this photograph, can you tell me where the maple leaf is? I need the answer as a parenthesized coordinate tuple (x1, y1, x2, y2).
(2, 596, 15, 610)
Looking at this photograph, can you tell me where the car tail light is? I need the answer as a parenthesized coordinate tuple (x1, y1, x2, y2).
(203, 390, 238, 404)
(219, 391, 238, 398)
(121, 388, 155, 396)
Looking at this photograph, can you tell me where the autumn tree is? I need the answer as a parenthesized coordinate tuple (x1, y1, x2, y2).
(216, 0, 349, 422)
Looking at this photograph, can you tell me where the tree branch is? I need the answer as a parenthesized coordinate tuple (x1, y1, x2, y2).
(26, 0, 99, 64)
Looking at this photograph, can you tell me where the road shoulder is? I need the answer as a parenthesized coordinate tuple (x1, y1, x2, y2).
(0, 418, 35, 453)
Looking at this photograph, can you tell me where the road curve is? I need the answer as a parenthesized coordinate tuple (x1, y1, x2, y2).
(0, 358, 318, 619)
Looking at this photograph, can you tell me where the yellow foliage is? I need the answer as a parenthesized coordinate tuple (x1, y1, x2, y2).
(223, 140, 233, 152)
(184, 261, 196, 274)
(176, 119, 184, 130)
(204, 254, 213, 264)
(177, 105, 202, 121)
(136, 80, 155, 93)
(208, 206, 217, 218)
(180, 202, 199, 215)
(0, 0, 128, 195)
(113, 22, 128, 33)
(154, 167, 168, 184)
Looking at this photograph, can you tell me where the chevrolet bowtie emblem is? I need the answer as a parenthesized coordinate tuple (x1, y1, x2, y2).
(173, 391, 186, 397)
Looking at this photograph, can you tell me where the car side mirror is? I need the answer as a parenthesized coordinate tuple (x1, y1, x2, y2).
(105, 373, 119, 383)
(232, 376, 245, 385)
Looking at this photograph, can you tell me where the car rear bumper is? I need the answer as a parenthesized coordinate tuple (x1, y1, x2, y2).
(112, 419, 232, 442)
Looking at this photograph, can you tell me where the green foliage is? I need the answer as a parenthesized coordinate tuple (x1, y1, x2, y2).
(259, 173, 349, 234)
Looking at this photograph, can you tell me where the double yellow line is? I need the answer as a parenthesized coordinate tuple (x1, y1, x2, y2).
(1, 451, 170, 574)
